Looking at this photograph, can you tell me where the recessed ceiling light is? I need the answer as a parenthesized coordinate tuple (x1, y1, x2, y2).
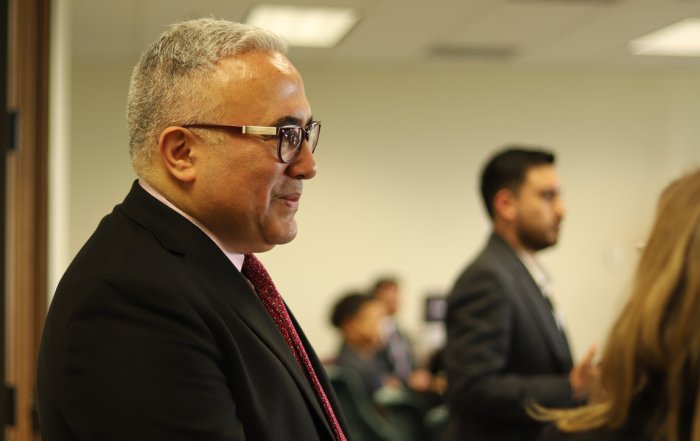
(245, 4, 360, 48)
(629, 18, 700, 57)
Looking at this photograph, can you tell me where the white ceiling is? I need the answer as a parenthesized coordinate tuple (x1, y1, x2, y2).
(72, 0, 700, 70)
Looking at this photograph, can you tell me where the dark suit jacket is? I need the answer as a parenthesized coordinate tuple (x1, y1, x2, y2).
(377, 321, 415, 383)
(444, 233, 574, 441)
(335, 343, 392, 396)
(37, 181, 347, 441)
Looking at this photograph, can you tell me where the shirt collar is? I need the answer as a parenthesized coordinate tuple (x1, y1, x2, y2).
(516, 249, 549, 292)
(138, 179, 244, 272)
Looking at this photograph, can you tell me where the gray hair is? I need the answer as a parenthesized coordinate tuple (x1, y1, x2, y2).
(127, 18, 288, 176)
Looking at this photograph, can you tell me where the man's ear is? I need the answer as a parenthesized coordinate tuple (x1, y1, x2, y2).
(158, 126, 198, 183)
(493, 188, 517, 222)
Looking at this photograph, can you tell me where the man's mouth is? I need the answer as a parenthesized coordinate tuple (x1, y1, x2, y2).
(278, 192, 301, 208)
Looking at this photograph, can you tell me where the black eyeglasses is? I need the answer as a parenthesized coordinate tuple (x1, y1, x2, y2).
(182, 121, 321, 163)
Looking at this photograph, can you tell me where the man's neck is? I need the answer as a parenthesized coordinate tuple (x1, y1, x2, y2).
(493, 224, 535, 257)
(138, 178, 245, 271)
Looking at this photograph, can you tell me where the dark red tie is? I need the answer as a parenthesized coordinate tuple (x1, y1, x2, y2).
(242, 254, 347, 441)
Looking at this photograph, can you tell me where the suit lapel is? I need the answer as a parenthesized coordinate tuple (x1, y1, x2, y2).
(517, 268, 572, 370)
(118, 181, 334, 439)
(288, 309, 345, 435)
(489, 235, 573, 371)
(182, 228, 334, 440)
(218, 268, 332, 435)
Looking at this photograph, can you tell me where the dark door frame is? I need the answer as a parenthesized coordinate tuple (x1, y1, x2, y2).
(1, 0, 9, 433)
(3, 0, 50, 439)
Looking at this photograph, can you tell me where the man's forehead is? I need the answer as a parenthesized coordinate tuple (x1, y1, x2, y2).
(216, 51, 297, 81)
(211, 52, 310, 125)
(524, 165, 560, 188)
(269, 52, 297, 74)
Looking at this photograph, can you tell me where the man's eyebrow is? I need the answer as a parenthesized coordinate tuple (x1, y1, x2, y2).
(271, 115, 315, 127)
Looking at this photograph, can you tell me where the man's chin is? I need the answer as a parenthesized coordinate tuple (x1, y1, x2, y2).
(265, 222, 298, 246)
(525, 236, 558, 252)
(275, 234, 296, 245)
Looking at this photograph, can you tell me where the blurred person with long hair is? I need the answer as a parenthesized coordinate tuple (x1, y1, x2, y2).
(536, 169, 700, 441)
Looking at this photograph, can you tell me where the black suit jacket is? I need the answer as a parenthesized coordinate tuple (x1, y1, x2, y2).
(37, 181, 347, 441)
(444, 233, 574, 441)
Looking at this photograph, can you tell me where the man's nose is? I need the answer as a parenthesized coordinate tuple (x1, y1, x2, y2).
(286, 142, 317, 180)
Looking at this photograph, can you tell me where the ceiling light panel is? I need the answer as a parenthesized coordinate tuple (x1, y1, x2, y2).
(629, 18, 700, 57)
(245, 4, 360, 48)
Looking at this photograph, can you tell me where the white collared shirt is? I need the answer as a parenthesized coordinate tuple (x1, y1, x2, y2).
(516, 250, 565, 330)
(516, 250, 549, 292)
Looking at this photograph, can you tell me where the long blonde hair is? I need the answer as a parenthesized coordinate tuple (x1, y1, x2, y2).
(538, 169, 700, 440)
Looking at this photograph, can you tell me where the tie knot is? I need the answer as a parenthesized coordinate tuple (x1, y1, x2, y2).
(242, 254, 278, 302)
(242, 253, 260, 273)
(242, 253, 265, 279)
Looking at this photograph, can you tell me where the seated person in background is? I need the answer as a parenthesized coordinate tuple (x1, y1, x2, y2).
(330, 292, 401, 395)
(535, 168, 700, 441)
(372, 277, 443, 395)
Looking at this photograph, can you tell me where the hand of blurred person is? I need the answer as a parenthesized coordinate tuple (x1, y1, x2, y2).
(432, 373, 447, 395)
(407, 368, 434, 393)
(569, 344, 600, 400)
(382, 375, 404, 389)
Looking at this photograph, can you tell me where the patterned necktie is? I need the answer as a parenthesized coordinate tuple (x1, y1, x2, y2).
(241, 254, 347, 441)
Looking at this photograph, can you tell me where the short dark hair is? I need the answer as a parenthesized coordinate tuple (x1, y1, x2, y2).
(330, 292, 373, 328)
(371, 277, 398, 297)
(480, 146, 555, 219)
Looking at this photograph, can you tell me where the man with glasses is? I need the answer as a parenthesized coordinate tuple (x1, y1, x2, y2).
(443, 148, 599, 441)
(37, 19, 344, 441)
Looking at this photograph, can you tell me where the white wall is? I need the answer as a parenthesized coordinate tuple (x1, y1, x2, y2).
(48, 0, 72, 296)
(69, 63, 134, 255)
(68, 60, 700, 362)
